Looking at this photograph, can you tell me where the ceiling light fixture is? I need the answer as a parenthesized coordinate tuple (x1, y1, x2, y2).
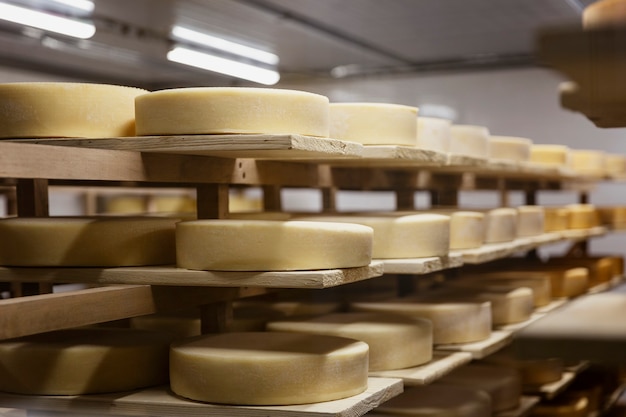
(171, 25, 279, 66)
(50, 0, 94, 13)
(0, 1, 95, 39)
(167, 46, 280, 85)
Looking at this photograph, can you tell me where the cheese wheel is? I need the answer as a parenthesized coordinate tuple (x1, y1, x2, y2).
(453, 276, 552, 307)
(0, 216, 177, 267)
(569, 150, 606, 177)
(131, 310, 201, 339)
(350, 298, 491, 344)
(329, 102, 418, 145)
(439, 364, 522, 412)
(267, 312, 432, 371)
(544, 207, 569, 232)
(0, 328, 171, 395)
(260, 301, 342, 317)
(530, 145, 570, 167)
(135, 87, 329, 137)
(598, 206, 626, 228)
(517, 205, 545, 238)
(566, 204, 600, 229)
(169, 332, 369, 405)
(489, 136, 532, 163)
(296, 214, 450, 259)
(369, 384, 492, 417)
(546, 256, 617, 286)
(416, 116, 451, 153)
(0, 82, 145, 138)
(477, 269, 589, 299)
(449, 211, 485, 250)
(484, 208, 518, 243)
(583, 0, 626, 29)
(175, 220, 373, 271)
(482, 348, 564, 386)
(531, 394, 589, 417)
(449, 125, 490, 158)
(604, 154, 626, 177)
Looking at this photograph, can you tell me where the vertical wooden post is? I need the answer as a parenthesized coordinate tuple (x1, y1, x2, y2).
(499, 179, 509, 207)
(262, 185, 282, 212)
(196, 184, 229, 219)
(525, 189, 537, 206)
(322, 187, 337, 212)
(200, 301, 233, 334)
(430, 189, 458, 207)
(396, 189, 415, 211)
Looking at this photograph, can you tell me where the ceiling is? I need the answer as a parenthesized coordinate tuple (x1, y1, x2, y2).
(0, 0, 593, 89)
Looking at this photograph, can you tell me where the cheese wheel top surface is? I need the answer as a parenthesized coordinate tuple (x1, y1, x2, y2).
(135, 87, 329, 137)
(0, 82, 145, 138)
(329, 102, 418, 145)
(170, 332, 369, 405)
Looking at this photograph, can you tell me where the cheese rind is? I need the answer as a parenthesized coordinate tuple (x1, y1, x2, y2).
(135, 87, 330, 137)
(484, 208, 518, 243)
(516, 205, 545, 238)
(175, 220, 373, 271)
(449, 125, 490, 158)
(452, 276, 552, 307)
(482, 348, 564, 386)
(566, 204, 600, 229)
(329, 102, 418, 145)
(569, 150, 606, 177)
(416, 117, 451, 153)
(0, 328, 171, 395)
(544, 207, 569, 232)
(489, 136, 532, 162)
(583, 0, 626, 29)
(0, 82, 145, 138)
(169, 332, 369, 405)
(530, 145, 570, 167)
(449, 211, 485, 250)
(267, 312, 433, 371)
(0, 217, 177, 267)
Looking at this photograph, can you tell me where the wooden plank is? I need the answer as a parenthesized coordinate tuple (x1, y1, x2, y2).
(0, 262, 384, 289)
(12, 134, 364, 160)
(369, 351, 473, 385)
(330, 146, 447, 167)
(380, 254, 464, 275)
(0, 285, 268, 340)
(523, 372, 576, 400)
(0, 378, 403, 417)
(496, 396, 540, 417)
(436, 330, 513, 360)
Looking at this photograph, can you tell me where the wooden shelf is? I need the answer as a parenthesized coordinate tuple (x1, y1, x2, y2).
(0, 377, 403, 417)
(496, 396, 541, 417)
(379, 254, 463, 275)
(331, 146, 447, 167)
(523, 372, 577, 400)
(452, 233, 563, 265)
(369, 351, 473, 385)
(0, 262, 384, 289)
(435, 330, 513, 360)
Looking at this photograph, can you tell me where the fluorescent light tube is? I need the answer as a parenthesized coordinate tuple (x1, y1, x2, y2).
(172, 26, 279, 66)
(51, 0, 94, 13)
(0, 2, 95, 39)
(168, 46, 280, 85)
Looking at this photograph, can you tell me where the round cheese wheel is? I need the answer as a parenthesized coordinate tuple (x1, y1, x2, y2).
(350, 298, 491, 345)
(484, 208, 518, 243)
(453, 276, 552, 308)
(516, 205, 545, 238)
(0, 217, 177, 267)
(169, 332, 369, 405)
(530, 145, 570, 167)
(569, 150, 606, 177)
(175, 220, 373, 271)
(531, 394, 589, 417)
(489, 136, 532, 163)
(296, 214, 450, 259)
(583, 0, 626, 29)
(0, 82, 145, 138)
(449, 211, 485, 250)
(0, 328, 171, 395)
(135, 87, 330, 137)
(482, 348, 564, 386)
(604, 154, 626, 177)
(369, 384, 492, 417)
(438, 364, 522, 412)
(416, 116, 451, 153)
(544, 207, 569, 232)
(476, 269, 588, 299)
(267, 312, 433, 371)
(566, 204, 600, 229)
(449, 125, 490, 158)
(329, 102, 418, 145)
(598, 206, 626, 228)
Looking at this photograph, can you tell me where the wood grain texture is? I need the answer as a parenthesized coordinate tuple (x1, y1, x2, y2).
(369, 352, 472, 385)
(380, 254, 464, 275)
(436, 330, 513, 360)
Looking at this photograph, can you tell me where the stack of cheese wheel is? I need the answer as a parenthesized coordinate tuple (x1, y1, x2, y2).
(544, 256, 620, 287)
(416, 116, 451, 153)
(368, 384, 492, 417)
(530, 144, 570, 168)
(451, 275, 552, 308)
(0, 328, 172, 395)
(350, 297, 491, 344)
(481, 347, 564, 386)
(484, 208, 518, 243)
(266, 312, 433, 371)
(569, 149, 606, 178)
(489, 136, 532, 163)
(544, 207, 570, 232)
(0, 216, 178, 267)
(295, 213, 450, 259)
(516, 205, 545, 238)
(175, 219, 373, 271)
(0, 82, 145, 138)
(329, 102, 418, 145)
(449, 125, 490, 158)
(583, 0, 626, 29)
(169, 332, 369, 405)
(565, 204, 601, 229)
(438, 363, 522, 412)
(135, 87, 330, 137)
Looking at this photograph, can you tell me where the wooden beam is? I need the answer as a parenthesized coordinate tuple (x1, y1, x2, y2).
(196, 184, 229, 219)
(16, 179, 49, 217)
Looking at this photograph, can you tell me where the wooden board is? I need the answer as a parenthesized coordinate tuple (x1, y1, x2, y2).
(453, 233, 569, 264)
(0, 378, 403, 417)
(561, 227, 607, 241)
(496, 396, 540, 417)
(436, 330, 513, 360)
(369, 351, 473, 385)
(12, 134, 364, 160)
(446, 154, 489, 168)
(379, 254, 463, 275)
(331, 146, 447, 167)
(523, 372, 576, 400)
(0, 262, 384, 289)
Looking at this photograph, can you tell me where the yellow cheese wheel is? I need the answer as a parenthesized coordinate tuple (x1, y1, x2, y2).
(482, 348, 564, 386)
(546, 256, 618, 286)
(583, 0, 626, 29)
(350, 298, 491, 344)
(566, 204, 600, 229)
(449, 125, 490, 158)
(329, 102, 418, 145)
(530, 145, 570, 167)
(598, 206, 626, 228)
(169, 332, 369, 405)
(477, 269, 589, 299)
(449, 211, 485, 250)
(0, 328, 171, 395)
(489, 136, 532, 163)
(416, 116, 451, 153)
(267, 312, 433, 371)
(569, 150, 606, 177)
(0, 82, 145, 138)
(175, 220, 373, 271)
(135, 87, 330, 137)
(604, 154, 626, 177)
(0, 216, 177, 267)
(517, 205, 545, 238)
(544, 207, 570, 232)
(484, 208, 518, 243)
(454, 275, 552, 307)
(532, 394, 589, 417)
